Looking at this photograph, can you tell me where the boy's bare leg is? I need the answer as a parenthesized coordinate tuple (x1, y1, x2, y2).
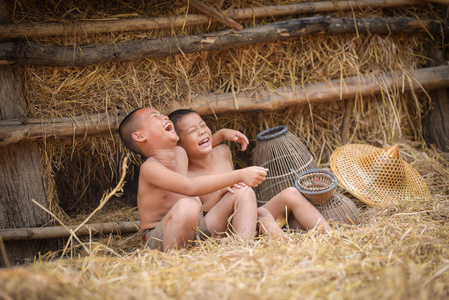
(205, 187, 257, 241)
(257, 207, 284, 237)
(162, 197, 202, 251)
(229, 187, 258, 240)
(264, 187, 332, 233)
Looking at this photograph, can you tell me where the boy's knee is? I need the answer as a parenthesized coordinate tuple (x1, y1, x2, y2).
(238, 188, 257, 204)
(172, 198, 202, 223)
(284, 186, 300, 197)
(257, 207, 271, 219)
(282, 187, 302, 205)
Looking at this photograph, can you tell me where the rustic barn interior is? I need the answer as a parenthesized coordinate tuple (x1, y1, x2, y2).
(0, 0, 448, 298)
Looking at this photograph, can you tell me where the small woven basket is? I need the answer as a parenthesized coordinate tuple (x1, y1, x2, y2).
(295, 169, 338, 205)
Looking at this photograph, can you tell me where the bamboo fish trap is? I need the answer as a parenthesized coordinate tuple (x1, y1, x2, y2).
(253, 125, 318, 206)
(312, 193, 360, 225)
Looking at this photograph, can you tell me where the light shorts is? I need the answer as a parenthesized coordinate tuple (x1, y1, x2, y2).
(142, 212, 211, 251)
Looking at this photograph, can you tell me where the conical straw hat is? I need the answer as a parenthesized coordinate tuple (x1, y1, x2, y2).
(330, 144, 430, 207)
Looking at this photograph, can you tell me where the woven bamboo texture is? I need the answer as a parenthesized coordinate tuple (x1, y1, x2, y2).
(253, 126, 318, 206)
(286, 192, 359, 228)
(313, 193, 360, 225)
(295, 169, 338, 205)
(330, 144, 430, 207)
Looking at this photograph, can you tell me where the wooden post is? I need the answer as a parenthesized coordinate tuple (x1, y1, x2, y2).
(341, 99, 355, 144)
(0, 1, 54, 267)
(424, 36, 449, 153)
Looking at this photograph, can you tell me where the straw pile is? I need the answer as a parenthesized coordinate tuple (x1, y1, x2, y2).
(1, 1, 448, 297)
(6, 0, 441, 216)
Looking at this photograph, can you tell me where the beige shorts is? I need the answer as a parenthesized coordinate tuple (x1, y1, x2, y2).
(142, 213, 211, 251)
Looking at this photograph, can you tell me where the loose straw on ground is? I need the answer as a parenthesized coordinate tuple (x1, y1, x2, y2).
(32, 155, 129, 258)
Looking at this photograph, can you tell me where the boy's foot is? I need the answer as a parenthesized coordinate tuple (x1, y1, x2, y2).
(257, 207, 285, 238)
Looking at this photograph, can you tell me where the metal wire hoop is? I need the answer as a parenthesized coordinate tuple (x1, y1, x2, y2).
(256, 125, 289, 141)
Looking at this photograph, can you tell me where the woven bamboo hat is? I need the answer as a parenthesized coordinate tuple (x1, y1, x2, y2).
(330, 144, 430, 207)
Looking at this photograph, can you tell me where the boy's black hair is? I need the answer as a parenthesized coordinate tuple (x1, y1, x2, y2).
(168, 109, 199, 131)
(118, 107, 145, 156)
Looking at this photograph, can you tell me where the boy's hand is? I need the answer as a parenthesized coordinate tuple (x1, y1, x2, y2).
(240, 167, 268, 187)
(217, 129, 249, 151)
(224, 182, 246, 194)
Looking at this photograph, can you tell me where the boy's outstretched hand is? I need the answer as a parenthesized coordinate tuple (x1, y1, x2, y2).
(213, 128, 249, 151)
(239, 166, 268, 187)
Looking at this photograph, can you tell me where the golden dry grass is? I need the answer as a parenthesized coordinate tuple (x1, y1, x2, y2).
(1, 188, 448, 299)
(1, 146, 447, 299)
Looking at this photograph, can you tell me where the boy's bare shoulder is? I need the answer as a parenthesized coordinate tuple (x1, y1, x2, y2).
(212, 144, 232, 158)
(140, 156, 162, 172)
(174, 145, 188, 158)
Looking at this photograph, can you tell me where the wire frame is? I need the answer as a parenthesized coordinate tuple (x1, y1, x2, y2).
(330, 144, 430, 207)
(295, 169, 338, 205)
(253, 126, 318, 206)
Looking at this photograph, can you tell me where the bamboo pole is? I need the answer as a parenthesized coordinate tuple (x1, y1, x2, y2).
(0, 221, 140, 241)
(0, 0, 422, 40)
(0, 65, 448, 147)
(183, 0, 243, 30)
(0, 17, 440, 67)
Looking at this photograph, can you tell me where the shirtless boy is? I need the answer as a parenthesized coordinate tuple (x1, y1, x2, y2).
(118, 107, 268, 252)
(168, 109, 332, 236)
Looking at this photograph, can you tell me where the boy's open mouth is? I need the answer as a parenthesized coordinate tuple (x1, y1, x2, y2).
(199, 137, 209, 146)
(163, 122, 174, 132)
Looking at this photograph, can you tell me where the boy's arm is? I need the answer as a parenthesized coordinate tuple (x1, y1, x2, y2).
(211, 128, 249, 151)
(141, 160, 267, 196)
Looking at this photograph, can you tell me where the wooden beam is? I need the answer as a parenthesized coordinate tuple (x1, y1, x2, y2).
(0, 111, 125, 147)
(185, 65, 449, 115)
(0, 17, 440, 67)
(184, 0, 243, 30)
(0, 0, 422, 40)
(0, 221, 139, 241)
(1, 65, 448, 147)
(0, 16, 331, 67)
(426, 0, 449, 4)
